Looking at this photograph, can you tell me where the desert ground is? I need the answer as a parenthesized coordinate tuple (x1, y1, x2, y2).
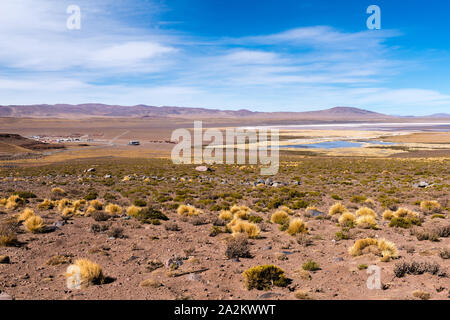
(0, 117, 449, 300)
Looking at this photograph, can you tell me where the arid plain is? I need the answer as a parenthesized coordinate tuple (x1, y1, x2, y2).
(0, 110, 449, 300)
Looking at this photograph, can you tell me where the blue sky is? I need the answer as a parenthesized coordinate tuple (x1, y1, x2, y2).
(0, 0, 449, 115)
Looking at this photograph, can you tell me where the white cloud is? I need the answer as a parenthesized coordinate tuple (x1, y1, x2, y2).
(0, 1, 448, 115)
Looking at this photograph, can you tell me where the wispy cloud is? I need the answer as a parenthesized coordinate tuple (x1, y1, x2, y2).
(0, 0, 448, 115)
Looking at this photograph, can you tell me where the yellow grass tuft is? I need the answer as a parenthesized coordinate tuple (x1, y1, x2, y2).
(5, 195, 21, 210)
(348, 238, 379, 256)
(382, 210, 394, 221)
(377, 238, 399, 260)
(394, 207, 418, 219)
(57, 198, 71, 212)
(18, 208, 35, 222)
(231, 220, 260, 239)
(286, 218, 307, 236)
(0, 198, 7, 206)
(279, 206, 294, 215)
(329, 202, 348, 216)
(219, 210, 233, 221)
(420, 200, 441, 214)
(270, 210, 289, 225)
(38, 198, 54, 210)
(51, 187, 65, 195)
(126, 205, 142, 217)
(177, 204, 202, 216)
(105, 204, 123, 216)
(230, 205, 251, 219)
(73, 199, 86, 211)
(349, 238, 398, 261)
(89, 200, 103, 210)
(24, 215, 45, 233)
(355, 207, 377, 218)
(355, 215, 378, 229)
(85, 206, 97, 216)
(338, 212, 356, 226)
(62, 207, 75, 217)
(66, 259, 105, 287)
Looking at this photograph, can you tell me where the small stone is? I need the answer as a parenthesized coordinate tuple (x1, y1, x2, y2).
(0, 292, 12, 300)
(187, 273, 202, 281)
(0, 255, 10, 264)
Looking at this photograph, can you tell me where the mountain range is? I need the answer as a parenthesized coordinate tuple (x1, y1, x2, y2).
(0, 104, 448, 120)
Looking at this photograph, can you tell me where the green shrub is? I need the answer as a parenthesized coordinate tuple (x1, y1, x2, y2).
(302, 259, 320, 271)
(389, 217, 421, 228)
(133, 199, 147, 207)
(243, 265, 290, 290)
(12, 191, 36, 199)
(84, 192, 98, 201)
(248, 215, 263, 224)
(135, 207, 169, 223)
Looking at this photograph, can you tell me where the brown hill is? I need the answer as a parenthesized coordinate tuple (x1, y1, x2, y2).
(0, 104, 392, 120)
(0, 133, 65, 155)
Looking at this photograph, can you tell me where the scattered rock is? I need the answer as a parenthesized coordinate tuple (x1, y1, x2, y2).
(307, 209, 325, 217)
(259, 292, 282, 299)
(104, 174, 112, 179)
(195, 166, 211, 172)
(0, 292, 12, 300)
(86, 168, 96, 172)
(332, 257, 344, 263)
(165, 257, 184, 269)
(187, 273, 202, 281)
(0, 255, 10, 264)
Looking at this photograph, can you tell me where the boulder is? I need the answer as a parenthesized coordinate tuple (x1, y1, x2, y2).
(195, 166, 211, 172)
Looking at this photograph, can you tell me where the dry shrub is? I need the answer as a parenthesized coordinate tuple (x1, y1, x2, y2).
(140, 278, 161, 288)
(382, 210, 394, 220)
(0, 198, 6, 206)
(286, 218, 307, 236)
(412, 290, 430, 300)
(47, 255, 71, 266)
(57, 198, 71, 212)
(349, 238, 398, 261)
(17, 208, 35, 222)
(62, 207, 75, 217)
(270, 210, 289, 225)
(279, 206, 294, 215)
(242, 265, 290, 290)
(126, 205, 142, 217)
(219, 210, 233, 221)
(89, 200, 103, 211)
(24, 215, 45, 233)
(294, 289, 312, 300)
(85, 206, 97, 216)
(420, 200, 441, 214)
(355, 215, 378, 229)
(105, 204, 123, 216)
(0, 222, 18, 246)
(225, 233, 251, 259)
(177, 205, 202, 216)
(38, 199, 54, 210)
(338, 212, 356, 227)
(51, 187, 66, 195)
(355, 207, 377, 218)
(66, 259, 105, 287)
(5, 195, 23, 210)
(394, 208, 418, 219)
(364, 198, 376, 208)
(394, 261, 443, 278)
(230, 220, 260, 239)
(92, 211, 109, 222)
(329, 202, 348, 216)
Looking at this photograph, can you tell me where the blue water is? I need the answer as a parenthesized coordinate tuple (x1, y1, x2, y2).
(286, 140, 395, 149)
(288, 141, 362, 149)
